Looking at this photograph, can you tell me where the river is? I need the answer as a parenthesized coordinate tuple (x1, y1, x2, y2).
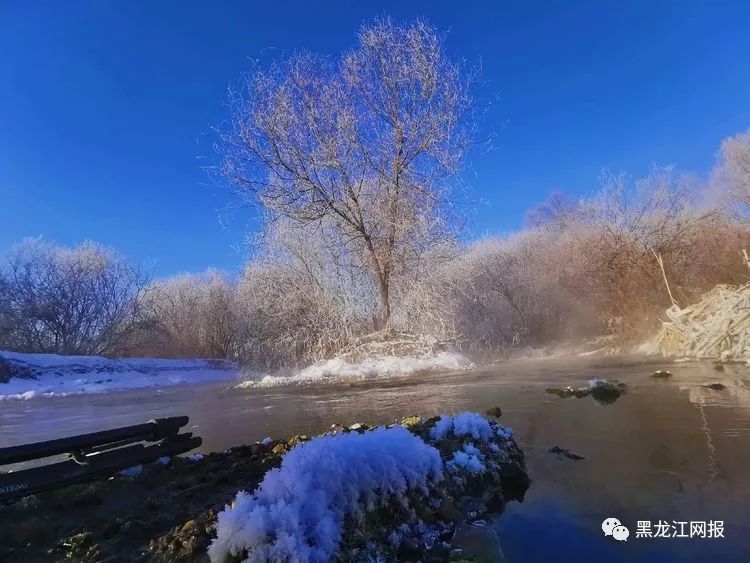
(2, 354, 749, 561)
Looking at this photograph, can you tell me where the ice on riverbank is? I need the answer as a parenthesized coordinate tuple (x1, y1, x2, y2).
(0, 350, 239, 400)
(238, 351, 474, 388)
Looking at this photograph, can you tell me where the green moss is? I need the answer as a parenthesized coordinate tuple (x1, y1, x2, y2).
(400, 415, 423, 427)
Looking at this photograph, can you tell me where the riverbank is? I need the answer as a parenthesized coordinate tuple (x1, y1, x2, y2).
(0, 350, 240, 400)
(0, 412, 527, 562)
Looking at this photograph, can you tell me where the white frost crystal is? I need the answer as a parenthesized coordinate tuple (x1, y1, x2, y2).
(209, 426, 443, 562)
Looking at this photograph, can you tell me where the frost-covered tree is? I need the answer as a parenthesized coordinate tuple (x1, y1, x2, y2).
(220, 18, 478, 329)
(712, 128, 750, 218)
(144, 270, 246, 359)
(0, 239, 148, 355)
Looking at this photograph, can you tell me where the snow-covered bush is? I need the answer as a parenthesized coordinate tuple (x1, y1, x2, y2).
(209, 413, 526, 562)
(429, 411, 495, 442)
(208, 426, 443, 562)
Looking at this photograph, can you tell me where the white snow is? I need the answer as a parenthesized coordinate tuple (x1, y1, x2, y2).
(495, 426, 513, 440)
(208, 425, 443, 563)
(429, 415, 454, 441)
(0, 349, 239, 400)
(239, 351, 473, 388)
(429, 412, 496, 442)
(447, 450, 485, 475)
(461, 443, 482, 456)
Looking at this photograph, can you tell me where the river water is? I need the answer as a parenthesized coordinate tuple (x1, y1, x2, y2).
(2, 355, 749, 561)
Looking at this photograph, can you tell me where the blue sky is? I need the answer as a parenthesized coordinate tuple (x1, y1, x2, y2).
(2, 1, 749, 277)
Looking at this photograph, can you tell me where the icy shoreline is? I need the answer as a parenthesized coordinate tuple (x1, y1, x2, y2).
(238, 351, 475, 388)
(0, 348, 475, 399)
(0, 350, 239, 400)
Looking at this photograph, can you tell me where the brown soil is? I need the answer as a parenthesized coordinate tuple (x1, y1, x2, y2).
(0, 440, 288, 562)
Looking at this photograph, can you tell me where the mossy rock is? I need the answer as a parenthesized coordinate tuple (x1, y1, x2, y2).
(401, 415, 423, 427)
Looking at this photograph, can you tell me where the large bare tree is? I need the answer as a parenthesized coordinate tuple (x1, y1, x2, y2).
(221, 19, 477, 328)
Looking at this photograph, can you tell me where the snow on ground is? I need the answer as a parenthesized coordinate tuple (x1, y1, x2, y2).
(208, 425, 443, 562)
(0, 349, 239, 400)
(0, 347, 475, 399)
(238, 351, 474, 388)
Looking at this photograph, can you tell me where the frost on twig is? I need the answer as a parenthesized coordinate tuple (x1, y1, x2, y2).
(642, 284, 750, 362)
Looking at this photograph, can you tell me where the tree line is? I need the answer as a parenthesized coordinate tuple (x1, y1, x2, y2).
(1, 19, 748, 364)
(1, 135, 747, 364)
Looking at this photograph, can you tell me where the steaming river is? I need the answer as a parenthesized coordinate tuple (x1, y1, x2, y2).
(2, 355, 749, 561)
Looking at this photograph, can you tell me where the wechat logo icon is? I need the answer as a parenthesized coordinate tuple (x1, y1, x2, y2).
(602, 517, 630, 541)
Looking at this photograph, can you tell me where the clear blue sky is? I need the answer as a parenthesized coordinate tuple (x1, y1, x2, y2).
(2, 1, 749, 277)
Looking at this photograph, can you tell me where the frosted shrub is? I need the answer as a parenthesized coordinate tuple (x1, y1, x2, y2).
(712, 128, 750, 218)
(447, 445, 486, 474)
(429, 412, 495, 442)
(142, 270, 247, 359)
(209, 413, 524, 562)
(0, 238, 148, 355)
(208, 426, 443, 562)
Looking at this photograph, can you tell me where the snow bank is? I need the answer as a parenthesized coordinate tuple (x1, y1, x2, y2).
(239, 351, 473, 388)
(0, 349, 239, 400)
(208, 426, 443, 562)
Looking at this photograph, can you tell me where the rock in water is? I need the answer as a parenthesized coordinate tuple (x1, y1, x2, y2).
(546, 380, 626, 404)
(545, 386, 589, 399)
(651, 370, 673, 378)
(588, 380, 626, 404)
(548, 446, 585, 460)
(705, 383, 726, 390)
